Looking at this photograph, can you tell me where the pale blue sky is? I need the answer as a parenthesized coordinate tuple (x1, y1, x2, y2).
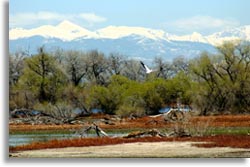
(9, 0, 250, 35)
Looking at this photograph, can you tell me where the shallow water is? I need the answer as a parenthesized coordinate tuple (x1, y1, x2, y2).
(9, 133, 125, 147)
(9, 134, 76, 147)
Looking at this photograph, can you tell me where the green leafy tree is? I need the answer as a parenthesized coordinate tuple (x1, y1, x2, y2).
(18, 48, 67, 103)
(118, 81, 146, 116)
(88, 85, 116, 114)
(191, 41, 250, 115)
(142, 79, 166, 115)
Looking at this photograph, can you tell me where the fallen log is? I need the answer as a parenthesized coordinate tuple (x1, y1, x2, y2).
(78, 123, 108, 138)
(145, 119, 159, 125)
(123, 129, 166, 138)
(164, 109, 185, 122)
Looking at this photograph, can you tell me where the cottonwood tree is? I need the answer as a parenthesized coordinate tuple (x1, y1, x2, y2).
(85, 50, 109, 85)
(60, 84, 91, 116)
(216, 41, 250, 113)
(9, 51, 34, 110)
(153, 57, 174, 79)
(191, 41, 250, 115)
(107, 53, 125, 75)
(172, 56, 190, 75)
(121, 60, 145, 81)
(64, 51, 88, 86)
(19, 47, 67, 103)
(51, 47, 65, 65)
(190, 52, 227, 115)
(9, 52, 25, 86)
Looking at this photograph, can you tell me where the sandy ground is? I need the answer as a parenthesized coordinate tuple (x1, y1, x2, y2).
(10, 142, 250, 158)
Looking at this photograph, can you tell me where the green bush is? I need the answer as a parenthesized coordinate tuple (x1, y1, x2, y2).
(116, 105, 145, 117)
(33, 102, 74, 118)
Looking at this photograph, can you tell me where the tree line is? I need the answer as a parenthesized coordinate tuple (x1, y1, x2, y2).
(9, 41, 250, 118)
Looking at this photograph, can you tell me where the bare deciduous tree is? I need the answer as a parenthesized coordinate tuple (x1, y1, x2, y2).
(121, 60, 145, 81)
(107, 53, 125, 75)
(85, 50, 108, 85)
(9, 52, 25, 86)
(64, 51, 88, 86)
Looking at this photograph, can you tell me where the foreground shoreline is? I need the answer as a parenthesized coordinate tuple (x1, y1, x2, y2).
(10, 141, 250, 158)
(9, 114, 250, 158)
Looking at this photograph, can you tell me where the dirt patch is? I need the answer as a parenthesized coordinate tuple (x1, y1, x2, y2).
(10, 141, 250, 158)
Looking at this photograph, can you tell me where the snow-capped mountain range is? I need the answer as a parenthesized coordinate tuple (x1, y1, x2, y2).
(9, 20, 250, 61)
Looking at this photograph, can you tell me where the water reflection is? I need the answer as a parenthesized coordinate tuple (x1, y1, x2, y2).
(9, 133, 125, 147)
(9, 134, 75, 146)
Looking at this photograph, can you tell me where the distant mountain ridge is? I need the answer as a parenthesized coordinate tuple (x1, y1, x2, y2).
(9, 20, 250, 61)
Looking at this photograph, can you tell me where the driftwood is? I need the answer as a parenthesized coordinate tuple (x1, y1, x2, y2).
(100, 118, 116, 125)
(10, 108, 51, 118)
(164, 109, 185, 122)
(10, 108, 83, 125)
(76, 123, 191, 139)
(78, 123, 108, 138)
(168, 131, 191, 137)
(145, 119, 159, 125)
(9, 115, 77, 125)
(77, 123, 168, 139)
(123, 129, 166, 138)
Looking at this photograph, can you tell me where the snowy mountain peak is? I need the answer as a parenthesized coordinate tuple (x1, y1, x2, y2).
(9, 21, 250, 45)
(56, 20, 86, 32)
(56, 20, 98, 40)
(206, 25, 250, 45)
(97, 25, 167, 40)
(191, 32, 202, 37)
(9, 20, 98, 41)
(57, 20, 77, 27)
(189, 32, 207, 42)
(169, 32, 208, 43)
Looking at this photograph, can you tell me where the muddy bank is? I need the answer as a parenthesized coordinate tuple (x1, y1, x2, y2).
(10, 141, 250, 158)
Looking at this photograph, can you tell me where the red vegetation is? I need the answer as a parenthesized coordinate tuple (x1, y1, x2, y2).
(9, 137, 168, 152)
(10, 135, 250, 152)
(193, 135, 250, 148)
(191, 115, 250, 127)
(9, 114, 250, 153)
(9, 114, 250, 132)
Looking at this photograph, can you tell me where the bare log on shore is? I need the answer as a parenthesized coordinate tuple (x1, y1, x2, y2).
(78, 123, 108, 138)
(123, 129, 166, 138)
(164, 109, 185, 122)
(77, 123, 190, 139)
